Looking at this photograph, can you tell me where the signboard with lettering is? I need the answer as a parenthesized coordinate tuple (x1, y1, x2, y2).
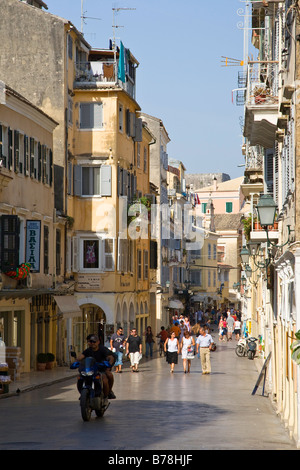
(25, 220, 41, 272)
(76, 274, 101, 290)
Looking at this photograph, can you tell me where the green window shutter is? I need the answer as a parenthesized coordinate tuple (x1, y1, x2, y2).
(226, 202, 233, 213)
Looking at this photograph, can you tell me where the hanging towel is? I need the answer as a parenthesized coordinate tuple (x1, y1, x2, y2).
(118, 41, 126, 82)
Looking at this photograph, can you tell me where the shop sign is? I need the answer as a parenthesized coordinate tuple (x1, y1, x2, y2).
(25, 220, 41, 272)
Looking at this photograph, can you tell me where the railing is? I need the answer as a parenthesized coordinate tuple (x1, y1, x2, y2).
(75, 61, 136, 99)
(75, 61, 116, 83)
(245, 145, 263, 172)
(246, 62, 279, 106)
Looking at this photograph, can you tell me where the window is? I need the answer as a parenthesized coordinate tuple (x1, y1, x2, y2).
(137, 142, 140, 168)
(68, 96, 73, 126)
(0, 215, 20, 271)
(68, 34, 73, 59)
(208, 270, 211, 287)
(208, 243, 211, 259)
(74, 165, 112, 197)
(137, 250, 142, 280)
(44, 225, 49, 274)
(56, 229, 61, 275)
(190, 270, 202, 286)
(84, 239, 99, 269)
(80, 102, 103, 129)
(143, 250, 148, 279)
(213, 244, 217, 260)
(226, 202, 233, 213)
(143, 146, 147, 173)
(74, 237, 115, 271)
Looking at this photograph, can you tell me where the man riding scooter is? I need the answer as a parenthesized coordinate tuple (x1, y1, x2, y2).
(76, 335, 117, 399)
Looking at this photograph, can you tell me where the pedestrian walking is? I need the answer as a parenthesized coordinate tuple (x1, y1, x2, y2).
(164, 331, 180, 373)
(196, 327, 214, 375)
(227, 314, 235, 341)
(170, 321, 181, 340)
(179, 320, 187, 343)
(143, 326, 155, 358)
(110, 327, 126, 373)
(180, 330, 195, 373)
(126, 328, 142, 372)
(234, 319, 241, 340)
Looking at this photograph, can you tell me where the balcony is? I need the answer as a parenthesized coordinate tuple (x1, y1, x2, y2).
(243, 62, 279, 148)
(74, 61, 136, 100)
(250, 222, 279, 243)
(240, 145, 264, 198)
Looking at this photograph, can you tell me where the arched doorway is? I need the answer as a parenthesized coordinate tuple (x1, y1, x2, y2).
(73, 303, 106, 354)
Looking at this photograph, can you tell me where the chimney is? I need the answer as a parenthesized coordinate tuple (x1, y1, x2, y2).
(213, 177, 217, 191)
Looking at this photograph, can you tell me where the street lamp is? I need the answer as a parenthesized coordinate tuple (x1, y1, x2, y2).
(256, 194, 277, 227)
(256, 193, 293, 248)
(240, 246, 250, 265)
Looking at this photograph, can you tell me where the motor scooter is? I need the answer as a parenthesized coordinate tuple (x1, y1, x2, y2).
(70, 354, 110, 421)
(235, 336, 257, 360)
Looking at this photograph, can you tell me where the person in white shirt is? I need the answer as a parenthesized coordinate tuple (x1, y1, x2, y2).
(196, 327, 214, 375)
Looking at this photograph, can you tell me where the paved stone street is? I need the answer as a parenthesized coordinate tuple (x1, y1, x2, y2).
(0, 334, 298, 451)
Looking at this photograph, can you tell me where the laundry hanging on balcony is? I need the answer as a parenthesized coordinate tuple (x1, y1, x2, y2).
(118, 41, 125, 82)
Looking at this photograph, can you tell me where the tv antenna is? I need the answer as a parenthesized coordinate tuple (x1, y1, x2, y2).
(112, 7, 136, 75)
(81, 0, 102, 34)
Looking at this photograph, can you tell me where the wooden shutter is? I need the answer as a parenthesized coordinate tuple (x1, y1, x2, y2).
(117, 166, 123, 196)
(100, 165, 112, 196)
(134, 117, 142, 142)
(0, 215, 20, 271)
(24, 135, 29, 176)
(30, 137, 35, 177)
(38, 142, 42, 181)
(49, 149, 53, 186)
(72, 237, 79, 272)
(73, 165, 82, 196)
(14, 131, 20, 173)
(8, 127, 13, 170)
(104, 239, 114, 271)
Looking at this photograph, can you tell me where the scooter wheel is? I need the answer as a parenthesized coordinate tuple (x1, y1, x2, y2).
(247, 350, 255, 360)
(235, 345, 245, 357)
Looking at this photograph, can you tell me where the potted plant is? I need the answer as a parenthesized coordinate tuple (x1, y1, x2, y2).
(45, 353, 55, 370)
(36, 353, 48, 371)
(253, 85, 270, 104)
(241, 215, 253, 241)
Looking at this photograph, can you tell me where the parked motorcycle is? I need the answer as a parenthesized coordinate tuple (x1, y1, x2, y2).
(70, 355, 110, 421)
(235, 336, 257, 360)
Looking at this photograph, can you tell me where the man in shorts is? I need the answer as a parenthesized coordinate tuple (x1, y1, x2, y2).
(126, 328, 142, 372)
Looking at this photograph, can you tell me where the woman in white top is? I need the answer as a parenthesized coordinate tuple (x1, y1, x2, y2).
(180, 330, 195, 373)
(234, 320, 241, 340)
(164, 331, 180, 373)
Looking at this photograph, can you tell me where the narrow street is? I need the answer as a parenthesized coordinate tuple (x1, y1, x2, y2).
(0, 336, 297, 451)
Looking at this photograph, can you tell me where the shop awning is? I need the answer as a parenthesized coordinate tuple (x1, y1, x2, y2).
(53, 295, 81, 318)
(168, 299, 184, 309)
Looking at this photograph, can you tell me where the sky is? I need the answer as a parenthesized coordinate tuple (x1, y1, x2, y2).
(45, 0, 247, 179)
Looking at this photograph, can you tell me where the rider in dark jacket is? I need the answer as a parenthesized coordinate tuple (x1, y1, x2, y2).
(77, 335, 116, 399)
